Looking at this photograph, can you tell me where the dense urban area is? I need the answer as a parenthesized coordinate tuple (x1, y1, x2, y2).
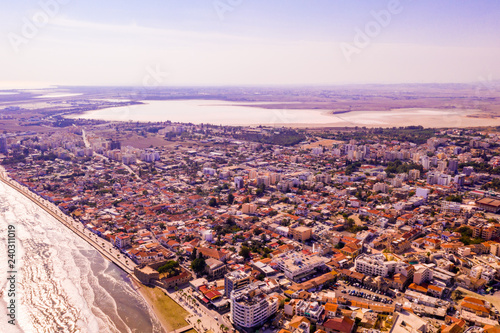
(2, 119, 500, 333)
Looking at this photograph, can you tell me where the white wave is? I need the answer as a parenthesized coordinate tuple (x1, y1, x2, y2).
(0, 182, 161, 333)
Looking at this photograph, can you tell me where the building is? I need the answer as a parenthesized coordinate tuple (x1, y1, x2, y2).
(448, 159, 458, 174)
(161, 267, 192, 288)
(457, 247, 471, 257)
(234, 176, 244, 189)
(390, 238, 411, 254)
(460, 297, 491, 317)
(413, 265, 433, 285)
(291, 226, 312, 242)
(242, 203, 257, 214)
(373, 182, 388, 193)
(491, 242, 500, 257)
(355, 254, 412, 279)
(275, 252, 327, 281)
(204, 258, 227, 278)
(415, 188, 429, 200)
(230, 283, 279, 329)
(257, 176, 270, 187)
(295, 300, 324, 322)
(404, 290, 449, 308)
(115, 233, 131, 249)
(470, 265, 496, 282)
(197, 247, 228, 262)
(319, 316, 355, 333)
(409, 169, 420, 181)
(0, 135, 7, 153)
(441, 201, 461, 214)
(225, 270, 251, 297)
(476, 197, 500, 213)
(389, 310, 428, 333)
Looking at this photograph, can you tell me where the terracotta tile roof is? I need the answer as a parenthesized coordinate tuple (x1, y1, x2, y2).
(322, 316, 354, 333)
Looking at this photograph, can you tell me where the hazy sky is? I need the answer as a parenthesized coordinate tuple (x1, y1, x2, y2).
(1, 0, 500, 88)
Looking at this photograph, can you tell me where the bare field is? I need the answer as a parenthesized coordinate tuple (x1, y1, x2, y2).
(456, 287, 500, 311)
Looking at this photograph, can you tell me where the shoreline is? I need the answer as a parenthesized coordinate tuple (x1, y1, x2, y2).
(0, 167, 181, 333)
(64, 100, 500, 128)
(131, 279, 193, 333)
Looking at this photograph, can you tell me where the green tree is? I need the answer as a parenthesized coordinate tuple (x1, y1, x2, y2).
(208, 198, 218, 207)
(239, 246, 251, 259)
(227, 193, 234, 204)
(191, 257, 206, 274)
(190, 248, 197, 261)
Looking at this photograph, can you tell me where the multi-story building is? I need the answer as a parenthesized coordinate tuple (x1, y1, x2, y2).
(0, 135, 8, 153)
(409, 169, 420, 181)
(225, 270, 251, 297)
(470, 265, 496, 282)
(295, 300, 324, 322)
(390, 238, 411, 254)
(274, 252, 327, 281)
(476, 197, 500, 213)
(482, 226, 496, 240)
(257, 176, 270, 187)
(373, 182, 387, 193)
(441, 201, 461, 214)
(491, 242, 500, 257)
(448, 159, 458, 174)
(205, 258, 226, 278)
(242, 203, 257, 214)
(355, 254, 412, 279)
(413, 264, 433, 285)
(234, 176, 244, 189)
(230, 283, 278, 329)
(291, 226, 312, 242)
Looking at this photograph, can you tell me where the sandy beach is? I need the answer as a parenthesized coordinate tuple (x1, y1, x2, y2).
(0, 167, 186, 333)
(131, 279, 191, 333)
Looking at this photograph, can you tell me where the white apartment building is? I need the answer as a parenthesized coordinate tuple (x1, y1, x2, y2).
(413, 264, 433, 285)
(230, 283, 278, 328)
(295, 300, 324, 322)
(409, 169, 420, 180)
(355, 253, 411, 278)
(441, 201, 461, 214)
(470, 265, 496, 282)
(373, 182, 387, 193)
(273, 252, 327, 281)
(415, 187, 429, 200)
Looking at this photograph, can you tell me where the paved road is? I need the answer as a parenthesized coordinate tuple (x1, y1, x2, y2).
(82, 129, 139, 178)
(0, 167, 137, 276)
(167, 288, 234, 333)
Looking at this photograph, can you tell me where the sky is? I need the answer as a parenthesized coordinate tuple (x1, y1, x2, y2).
(1, 0, 500, 88)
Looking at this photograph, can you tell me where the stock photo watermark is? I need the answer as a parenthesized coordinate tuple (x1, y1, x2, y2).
(476, 74, 497, 97)
(113, 64, 171, 121)
(6, 224, 17, 326)
(269, 110, 298, 127)
(143, 64, 171, 88)
(213, 0, 244, 21)
(7, 0, 71, 53)
(340, 0, 411, 63)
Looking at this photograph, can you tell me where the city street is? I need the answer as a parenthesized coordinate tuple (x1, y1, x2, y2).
(168, 287, 234, 333)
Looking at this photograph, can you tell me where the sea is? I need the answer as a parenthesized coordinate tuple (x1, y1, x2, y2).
(0, 181, 163, 333)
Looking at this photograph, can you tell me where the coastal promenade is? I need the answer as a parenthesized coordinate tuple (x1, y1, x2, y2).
(0, 166, 202, 333)
(0, 166, 136, 276)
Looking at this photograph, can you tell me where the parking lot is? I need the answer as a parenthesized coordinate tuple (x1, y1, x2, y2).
(334, 280, 395, 306)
